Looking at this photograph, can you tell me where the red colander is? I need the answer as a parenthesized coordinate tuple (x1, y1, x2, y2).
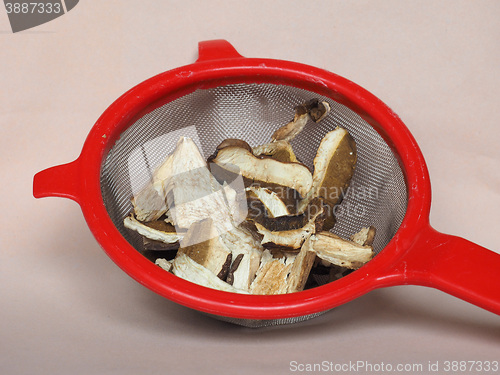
(33, 40, 500, 326)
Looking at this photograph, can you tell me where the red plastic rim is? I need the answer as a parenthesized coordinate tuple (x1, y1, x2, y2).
(70, 42, 432, 319)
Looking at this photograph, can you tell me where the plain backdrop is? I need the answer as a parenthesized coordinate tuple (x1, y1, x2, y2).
(1, 1, 499, 374)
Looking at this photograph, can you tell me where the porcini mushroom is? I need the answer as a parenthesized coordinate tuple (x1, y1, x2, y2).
(253, 201, 325, 249)
(209, 145, 313, 198)
(246, 186, 290, 219)
(249, 250, 293, 295)
(271, 99, 331, 142)
(311, 231, 374, 269)
(124, 214, 183, 245)
(252, 140, 299, 163)
(298, 127, 357, 230)
(176, 218, 232, 278)
(172, 253, 247, 293)
(350, 226, 377, 247)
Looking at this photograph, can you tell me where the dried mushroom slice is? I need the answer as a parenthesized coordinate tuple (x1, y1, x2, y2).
(160, 137, 235, 233)
(130, 136, 236, 232)
(221, 181, 248, 226)
(246, 186, 290, 219)
(286, 235, 316, 293)
(143, 237, 180, 251)
(176, 218, 232, 279)
(298, 127, 357, 230)
(155, 258, 173, 272)
(271, 103, 308, 142)
(131, 137, 208, 223)
(311, 232, 374, 269)
(249, 250, 293, 295)
(132, 186, 167, 222)
(124, 214, 184, 245)
(307, 99, 331, 123)
(321, 226, 377, 282)
(249, 236, 316, 294)
(172, 253, 247, 294)
(251, 197, 325, 233)
(209, 143, 303, 213)
(216, 138, 254, 153)
(254, 202, 325, 249)
(252, 140, 299, 163)
(248, 181, 302, 215)
(350, 226, 377, 247)
(218, 226, 263, 291)
(271, 99, 331, 142)
(209, 145, 313, 197)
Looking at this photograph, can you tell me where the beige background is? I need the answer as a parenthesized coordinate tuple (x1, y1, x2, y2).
(1, 1, 499, 374)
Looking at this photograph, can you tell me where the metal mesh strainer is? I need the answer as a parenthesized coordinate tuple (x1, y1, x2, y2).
(34, 40, 500, 326)
(101, 83, 407, 257)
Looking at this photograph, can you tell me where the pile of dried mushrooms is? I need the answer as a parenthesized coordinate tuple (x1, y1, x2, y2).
(124, 99, 376, 294)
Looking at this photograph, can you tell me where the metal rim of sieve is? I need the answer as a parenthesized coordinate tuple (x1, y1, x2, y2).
(34, 40, 500, 320)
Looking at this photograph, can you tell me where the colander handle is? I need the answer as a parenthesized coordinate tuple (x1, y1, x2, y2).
(33, 159, 81, 203)
(390, 225, 500, 315)
(195, 39, 244, 62)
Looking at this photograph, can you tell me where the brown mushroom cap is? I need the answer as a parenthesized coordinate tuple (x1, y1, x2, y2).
(216, 138, 254, 153)
(298, 127, 357, 230)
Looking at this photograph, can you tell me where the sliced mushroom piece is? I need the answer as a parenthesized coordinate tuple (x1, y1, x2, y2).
(221, 181, 248, 226)
(350, 226, 377, 247)
(131, 137, 208, 223)
(311, 231, 374, 269)
(251, 198, 324, 233)
(132, 186, 167, 222)
(252, 140, 299, 163)
(143, 238, 180, 251)
(246, 186, 290, 219)
(172, 253, 248, 293)
(155, 258, 173, 272)
(177, 218, 232, 279)
(249, 236, 315, 294)
(298, 127, 357, 230)
(306, 99, 331, 123)
(249, 250, 293, 295)
(216, 138, 254, 153)
(130, 136, 235, 231)
(271, 104, 308, 142)
(217, 253, 233, 281)
(218, 225, 263, 291)
(271, 99, 331, 142)
(124, 214, 184, 245)
(209, 145, 313, 198)
(159, 137, 236, 233)
(320, 226, 376, 281)
(254, 202, 325, 249)
(210, 155, 302, 214)
(249, 182, 302, 215)
(286, 235, 317, 293)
